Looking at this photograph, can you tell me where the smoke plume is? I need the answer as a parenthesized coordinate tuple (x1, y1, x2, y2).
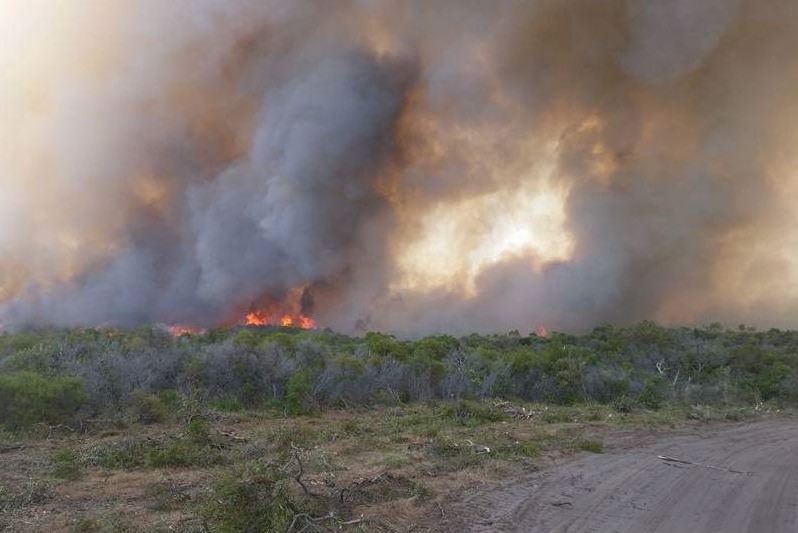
(2, 0, 798, 335)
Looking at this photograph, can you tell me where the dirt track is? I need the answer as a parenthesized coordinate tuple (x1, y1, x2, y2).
(446, 420, 798, 532)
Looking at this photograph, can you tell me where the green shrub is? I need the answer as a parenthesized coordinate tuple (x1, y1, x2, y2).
(158, 389, 183, 410)
(639, 378, 668, 410)
(197, 463, 295, 533)
(747, 362, 792, 400)
(132, 390, 170, 424)
(285, 371, 314, 415)
(184, 358, 206, 389)
(542, 407, 577, 423)
(612, 394, 635, 413)
(3, 322, 798, 416)
(186, 419, 212, 445)
(0, 478, 52, 512)
(0, 371, 86, 430)
(51, 448, 82, 480)
(365, 332, 408, 361)
(262, 423, 320, 453)
(212, 398, 245, 412)
(72, 510, 140, 533)
(495, 440, 541, 459)
(144, 481, 189, 512)
(148, 430, 221, 469)
(515, 441, 542, 457)
(577, 439, 604, 453)
(85, 435, 222, 470)
(409, 480, 435, 502)
(88, 439, 149, 470)
(429, 437, 484, 471)
(147, 441, 197, 468)
(439, 400, 506, 426)
(73, 515, 103, 533)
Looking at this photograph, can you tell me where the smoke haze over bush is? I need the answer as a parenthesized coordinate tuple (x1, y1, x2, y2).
(2, 0, 798, 335)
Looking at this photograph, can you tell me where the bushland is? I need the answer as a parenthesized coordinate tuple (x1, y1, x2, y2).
(0, 321, 795, 430)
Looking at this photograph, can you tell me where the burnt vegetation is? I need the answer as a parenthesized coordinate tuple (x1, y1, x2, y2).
(0, 321, 794, 431)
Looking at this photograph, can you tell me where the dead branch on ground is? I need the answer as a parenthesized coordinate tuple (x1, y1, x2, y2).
(657, 455, 751, 475)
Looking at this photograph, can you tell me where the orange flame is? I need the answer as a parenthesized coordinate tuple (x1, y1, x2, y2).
(168, 293, 318, 335)
(245, 310, 269, 326)
(168, 325, 204, 336)
(298, 315, 315, 329)
(245, 310, 316, 329)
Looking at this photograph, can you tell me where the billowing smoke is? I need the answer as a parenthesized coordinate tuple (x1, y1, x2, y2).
(2, 0, 798, 335)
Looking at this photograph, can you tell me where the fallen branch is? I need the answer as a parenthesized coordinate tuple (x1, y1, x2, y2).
(0, 443, 25, 454)
(493, 400, 535, 420)
(550, 500, 573, 507)
(290, 443, 311, 496)
(286, 512, 334, 533)
(218, 430, 248, 442)
(339, 515, 365, 526)
(657, 455, 751, 475)
(287, 511, 362, 533)
(50, 424, 76, 439)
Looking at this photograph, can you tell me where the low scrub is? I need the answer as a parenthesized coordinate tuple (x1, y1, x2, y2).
(83, 431, 223, 470)
(2, 321, 798, 426)
(51, 448, 82, 480)
(439, 400, 507, 426)
(577, 439, 605, 454)
(0, 371, 86, 430)
(0, 479, 52, 513)
(197, 463, 297, 532)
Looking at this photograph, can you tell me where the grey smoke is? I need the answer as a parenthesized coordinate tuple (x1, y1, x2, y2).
(2, 0, 798, 335)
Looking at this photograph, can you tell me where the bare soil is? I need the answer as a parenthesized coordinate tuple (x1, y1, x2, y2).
(441, 419, 798, 532)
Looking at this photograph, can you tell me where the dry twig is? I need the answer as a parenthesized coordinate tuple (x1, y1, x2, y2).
(657, 455, 751, 475)
(290, 442, 312, 496)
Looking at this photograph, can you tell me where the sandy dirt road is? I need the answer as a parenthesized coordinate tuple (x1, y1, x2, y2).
(445, 420, 798, 532)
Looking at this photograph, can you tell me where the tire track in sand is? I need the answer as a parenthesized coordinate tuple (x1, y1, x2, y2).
(444, 420, 798, 533)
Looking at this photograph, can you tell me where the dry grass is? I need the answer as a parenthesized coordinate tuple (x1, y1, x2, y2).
(0, 401, 788, 532)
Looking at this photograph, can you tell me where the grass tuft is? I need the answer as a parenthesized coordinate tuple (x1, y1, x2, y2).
(578, 439, 605, 454)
